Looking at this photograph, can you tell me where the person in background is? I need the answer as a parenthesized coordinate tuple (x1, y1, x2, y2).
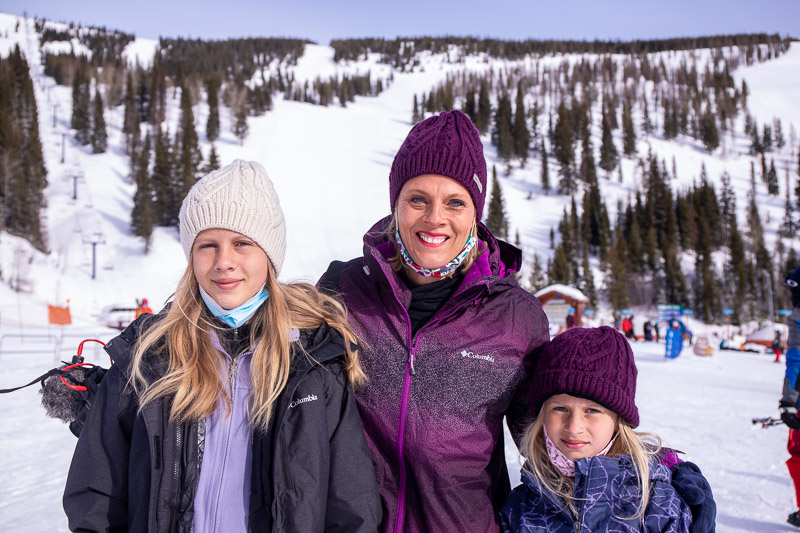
(135, 298, 153, 317)
(565, 308, 577, 329)
(779, 266, 800, 528)
(622, 314, 634, 340)
(64, 160, 380, 532)
(500, 327, 710, 532)
(665, 320, 684, 359)
(774, 330, 784, 363)
(644, 319, 654, 342)
(319, 110, 550, 532)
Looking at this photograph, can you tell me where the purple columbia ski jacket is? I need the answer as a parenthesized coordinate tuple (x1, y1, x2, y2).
(320, 217, 550, 532)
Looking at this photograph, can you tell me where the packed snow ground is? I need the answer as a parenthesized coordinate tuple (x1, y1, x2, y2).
(0, 321, 791, 532)
(1, 12, 800, 531)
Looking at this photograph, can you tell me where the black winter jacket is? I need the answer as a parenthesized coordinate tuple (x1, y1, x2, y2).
(63, 313, 381, 532)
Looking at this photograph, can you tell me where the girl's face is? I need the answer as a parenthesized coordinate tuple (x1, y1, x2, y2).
(192, 228, 270, 310)
(395, 174, 475, 281)
(543, 394, 618, 460)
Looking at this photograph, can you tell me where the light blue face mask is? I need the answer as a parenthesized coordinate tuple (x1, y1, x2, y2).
(198, 284, 269, 328)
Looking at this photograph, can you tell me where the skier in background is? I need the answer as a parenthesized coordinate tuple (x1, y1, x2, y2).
(135, 298, 153, 318)
(780, 266, 800, 527)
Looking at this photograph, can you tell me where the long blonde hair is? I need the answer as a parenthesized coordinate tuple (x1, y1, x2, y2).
(129, 260, 365, 433)
(521, 411, 661, 520)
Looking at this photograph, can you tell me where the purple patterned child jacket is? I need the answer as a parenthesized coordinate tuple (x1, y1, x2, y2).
(321, 217, 550, 532)
(500, 456, 693, 532)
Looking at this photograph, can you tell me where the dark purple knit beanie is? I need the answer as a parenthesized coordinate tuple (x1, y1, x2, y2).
(389, 110, 488, 220)
(530, 326, 639, 427)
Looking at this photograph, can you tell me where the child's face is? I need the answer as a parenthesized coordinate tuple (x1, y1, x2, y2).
(192, 228, 270, 310)
(543, 394, 618, 460)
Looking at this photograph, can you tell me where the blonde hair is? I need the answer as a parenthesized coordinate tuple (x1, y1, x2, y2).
(129, 260, 365, 433)
(521, 410, 661, 520)
(384, 212, 483, 275)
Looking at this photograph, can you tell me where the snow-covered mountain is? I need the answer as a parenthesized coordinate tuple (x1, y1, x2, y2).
(0, 12, 799, 531)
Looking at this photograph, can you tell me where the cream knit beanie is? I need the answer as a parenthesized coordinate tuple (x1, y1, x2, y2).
(179, 159, 286, 276)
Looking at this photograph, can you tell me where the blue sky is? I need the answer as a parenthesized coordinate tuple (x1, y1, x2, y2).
(5, 0, 799, 45)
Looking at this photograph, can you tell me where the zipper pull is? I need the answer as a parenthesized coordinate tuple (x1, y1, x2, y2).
(409, 353, 416, 375)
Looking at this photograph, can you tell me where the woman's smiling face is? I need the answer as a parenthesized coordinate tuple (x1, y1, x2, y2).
(395, 174, 475, 281)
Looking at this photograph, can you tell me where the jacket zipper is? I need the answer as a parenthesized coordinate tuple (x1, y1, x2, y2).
(169, 414, 182, 531)
(372, 249, 490, 531)
(208, 348, 242, 532)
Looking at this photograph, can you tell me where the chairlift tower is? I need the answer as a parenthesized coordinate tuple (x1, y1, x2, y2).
(82, 231, 105, 280)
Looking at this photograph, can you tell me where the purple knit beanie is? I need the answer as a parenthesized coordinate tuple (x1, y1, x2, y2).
(389, 110, 487, 220)
(530, 326, 639, 427)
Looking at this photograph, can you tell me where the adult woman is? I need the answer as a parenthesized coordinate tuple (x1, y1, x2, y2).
(64, 160, 381, 531)
(320, 110, 549, 532)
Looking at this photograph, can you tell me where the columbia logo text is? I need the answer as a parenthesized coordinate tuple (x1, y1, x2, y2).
(461, 350, 495, 363)
(289, 394, 318, 409)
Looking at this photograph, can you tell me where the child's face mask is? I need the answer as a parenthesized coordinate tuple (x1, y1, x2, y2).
(542, 394, 618, 461)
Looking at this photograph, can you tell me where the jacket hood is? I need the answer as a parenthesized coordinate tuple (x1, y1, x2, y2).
(292, 321, 350, 371)
(362, 215, 522, 282)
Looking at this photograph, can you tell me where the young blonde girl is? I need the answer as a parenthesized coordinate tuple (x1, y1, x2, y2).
(500, 326, 696, 532)
(63, 160, 380, 532)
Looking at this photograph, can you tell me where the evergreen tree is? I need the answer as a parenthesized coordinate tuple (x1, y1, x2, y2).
(693, 215, 718, 322)
(151, 126, 175, 226)
(762, 123, 773, 152)
(750, 122, 763, 154)
(461, 87, 475, 125)
(775, 118, 785, 150)
(485, 169, 508, 239)
(727, 209, 749, 322)
(131, 133, 154, 251)
(493, 91, 514, 163)
(622, 100, 637, 156)
(476, 81, 491, 134)
(581, 242, 597, 308)
(528, 253, 546, 292)
(766, 159, 779, 195)
(781, 168, 795, 241)
(796, 141, 800, 214)
(599, 98, 619, 173)
(91, 88, 107, 154)
(700, 107, 720, 152)
(540, 139, 550, 194)
(530, 100, 540, 143)
(229, 80, 250, 145)
(548, 244, 570, 285)
(0, 47, 48, 250)
(553, 101, 576, 194)
(412, 94, 422, 123)
(206, 74, 220, 141)
(122, 71, 137, 137)
(71, 65, 91, 145)
(641, 95, 653, 136)
(579, 124, 597, 185)
(606, 233, 630, 311)
(204, 143, 220, 174)
(177, 82, 202, 205)
(512, 83, 530, 165)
